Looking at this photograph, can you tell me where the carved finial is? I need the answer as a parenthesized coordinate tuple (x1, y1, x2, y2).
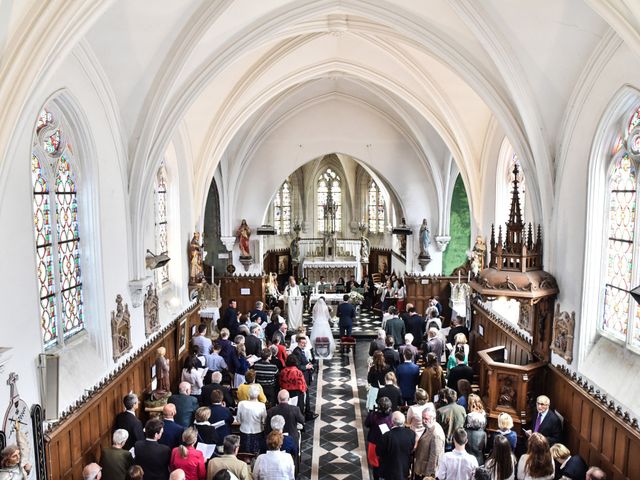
(527, 223, 533, 250)
(508, 161, 524, 227)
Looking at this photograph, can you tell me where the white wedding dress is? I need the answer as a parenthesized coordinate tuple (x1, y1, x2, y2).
(310, 298, 336, 359)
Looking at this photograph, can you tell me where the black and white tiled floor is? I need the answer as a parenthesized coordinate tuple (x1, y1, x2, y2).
(302, 307, 381, 338)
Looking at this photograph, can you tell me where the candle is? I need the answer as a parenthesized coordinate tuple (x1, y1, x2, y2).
(458, 272, 461, 283)
(468, 272, 471, 282)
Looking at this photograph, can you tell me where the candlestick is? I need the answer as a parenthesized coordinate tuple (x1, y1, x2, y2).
(458, 271, 461, 284)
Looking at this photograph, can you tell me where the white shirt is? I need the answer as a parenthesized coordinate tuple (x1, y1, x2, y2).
(436, 448, 478, 480)
(253, 450, 295, 480)
(237, 400, 267, 434)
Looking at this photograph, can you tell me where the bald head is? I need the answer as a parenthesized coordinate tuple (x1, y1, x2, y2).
(82, 463, 101, 480)
(163, 403, 176, 419)
(278, 389, 290, 403)
(391, 411, 405, 427)
(178, 382, 191, 395)
(169, 469, 186, 480)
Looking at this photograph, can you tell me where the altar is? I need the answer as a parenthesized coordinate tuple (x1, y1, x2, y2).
(302, 259, 359, 283)
(309, 292, 347, 306)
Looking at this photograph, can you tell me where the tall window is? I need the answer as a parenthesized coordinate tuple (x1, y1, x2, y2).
(155, 164, 169, 286)
(274, 179, 292, 235)
(602, 106, 640, 350)
(368, 180, 385, 233)
(317, 168, 342, 233)
(32, 108, 83, 349)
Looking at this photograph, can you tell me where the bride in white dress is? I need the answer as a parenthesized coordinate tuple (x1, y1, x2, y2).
(310, 297, 336, 359)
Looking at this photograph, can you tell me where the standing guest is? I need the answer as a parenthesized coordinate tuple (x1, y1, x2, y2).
(181, 354, 206, 401)
(253, 348, 279, 405)
(367, 351, 392, 410)
(425, 302, 441, 328)
(382, 336, 400, 369)
(446, 333, 470, 371)
(436, 388, 467, 450)
(252, 431, 295, 480)
(269, 344, 284, 370)
(134, 418, 171, 480)
(405, 306, 424, 347)
(236, 385, 267, 454)
(216, 329, 236, 372)
(497, 412, 517, 452)
(237, 314, 250, 337)
(169, 470, 186, 480)
(245, 324, 263, 357)
(484, 434, 516, 480)
(586, 467, 607, 480)
(550, 443, 588, 480)
(250, 301, 269, 327)
(81, 463, 101, 480)
(0, 444, 32, 479)
(201, 371, 235, 409)
(447, 317, 470, 346)
(207, 390, 234, 440)
(447, 350, 474, 392)
(168, 382, 199, 428)
(346, 275, 360, 292)
(159, 404, 185, 450)
(396, 348, 420, 405)
(413, 404, 446, 480)
(380, 281, 396, 312)
(384, 306, 406, 348)
(113, 394, 145, 452)
(127, 465, 143, 480)
(399, 333, 419, 362)
(376, 371, 403, 412)
(457, 379, 472, 410)
(169, 427, 205, 480)
(264, 308, 283, 345)
(423, 326, 445, 361)
(203, 342, 228, 381)
(365, 397, 394, 480)
(220, 299, 238, 336)
(517, 432, 555, 480)
(369, 328, 387, 356)
(206, 435, 252, 480)
(192, 324, 212, 355)
(278, 355, 307, 413)
(237, 369, 266, 403)
(232, 343, 250, 388)
(395, 279, 407, 312)
(419, 352, 446, 401)
(265, 390, 305, 446)
(376, 411, 415, 480)
(100, 429, 134, 480)
(465, 394, 487, 466)
(291, 335, 317, 420)
(525, 395, 563, 447)
(272, 322, 288, 350)
(436, 428, 479, 480)
(337, 294, 356, 337)
(406, 388, 431, 443)
(193, 407, 220, 445)
(269, 415, 298, 456)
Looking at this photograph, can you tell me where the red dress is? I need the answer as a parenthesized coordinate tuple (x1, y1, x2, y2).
(278, 366, 307, 392)
(170, 446, 206, 480)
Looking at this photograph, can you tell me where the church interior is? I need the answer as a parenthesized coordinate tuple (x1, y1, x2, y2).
(1, 1, 640, 479)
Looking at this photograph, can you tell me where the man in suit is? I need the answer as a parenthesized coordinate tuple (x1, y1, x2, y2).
(446, 350, 474, 392)
(245, 324, 263, 356)
(208, 390, 234, 440)
(396, 348, 420, 405)
(446, 316, 470, 345)
(158, 403, 184, 450)
(525, 394, 563, 446)
(265, 389, 305, 444)
(376, 411, 415, 480)
(292, 335, 318, 420)
(384, 306, 406, 348)
(112, 393, 144, 451)
(220, 299, 238, 332)
(404, 306, 424, 347)
(168, 382, 199, 428)
(382, 335, 400, 369)
(134, 418, 170, 480)
(337, 294, 356, 337)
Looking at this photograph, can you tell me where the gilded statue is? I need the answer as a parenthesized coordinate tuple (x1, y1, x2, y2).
(236, 219, 252, 257)
(189, 232, 204, 284)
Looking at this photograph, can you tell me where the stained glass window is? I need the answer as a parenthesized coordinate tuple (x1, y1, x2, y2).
(274, 180, 292, 235)
(31, 108, 84, 348)
(155, 164, 169, 286)
(602, 106, 640, 350)
(368, 181, 385, 233)
(317, 168, 341, 233)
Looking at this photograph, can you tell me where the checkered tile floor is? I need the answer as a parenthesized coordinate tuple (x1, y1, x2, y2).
(302, 307, 381, 338)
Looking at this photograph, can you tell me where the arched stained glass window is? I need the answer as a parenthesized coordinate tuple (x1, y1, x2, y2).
(32, 107, 83, 349)
(602, 106, 640, 350)
(317, 168, 341, 233)
(274, 180, 292, 235)
(368, 180, 385, 233)
(155, 164, 169, 286)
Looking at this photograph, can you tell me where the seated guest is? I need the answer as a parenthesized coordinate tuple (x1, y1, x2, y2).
(365, 397, 394, 480)
(382, 336, 400, 369)
(100, 429, 133, 480)
(237, 369, 266, 403)
(193, 407, 220, 446)
(517, 432, 555, 480)
(207, 390, 234, 440)
(369, 329, 387, 356)
(413, 404, 445, 479)
(201, 371, 235, 409)
(159, 404, 185, 450)
(396, 348, 420, 405)
(253, 431, 295, 480)
(484, 434, 516, 480)
(134, 418, 171, 480)
(525, 395, 563, 447)
(586, 467, 606, 480)
(113, 393, 144, 452)
(436, 388, 466, 450)
(447, 317, 470, 346)
(436, 428, 479, 479)
(419, 353, 446, 402)
(398, 333, 419, 362)
(265, 390, 305, 445)
(465, 395, 487, 466)
(446, 350, 474, 392)
(376, 371, 403, 411)
(169, 427, 205, 480)
(245, 324, 263, 357)
(253, 348, 279, 405)
(375, 411, 415, 480)
(236, 385, 267, 454)
(169, 382, 199, 428)
(550, 443, 588, 480)
(192, 324, 212, 356)
(206, 435, 252, 480)
(269, 415, 298, 456)
(497, 412, 517, 452)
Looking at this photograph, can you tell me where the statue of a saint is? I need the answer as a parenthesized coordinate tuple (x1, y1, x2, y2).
(360, 236, 370, 261)
(236, 219, 251, 257)
(189, 232, 204, 284)
(290, 236, 300, 261)
(419, 219, 430, 257)
(154, 346, 170, 396)
(472, 235, 486, 273)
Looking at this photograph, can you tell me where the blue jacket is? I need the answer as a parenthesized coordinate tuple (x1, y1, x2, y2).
(337, 302, 356, 327)
(396, 361, 420, 400)
(159, 419, 184, 450)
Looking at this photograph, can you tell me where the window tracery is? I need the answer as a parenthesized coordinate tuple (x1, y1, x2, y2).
(317, 168, 342, 233)
(368, 180, 385, 233)
(155, 164, 169, 286)
(274, 179, 291, 235)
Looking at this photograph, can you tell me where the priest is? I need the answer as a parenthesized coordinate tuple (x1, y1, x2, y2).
(284, 276, 303, 330)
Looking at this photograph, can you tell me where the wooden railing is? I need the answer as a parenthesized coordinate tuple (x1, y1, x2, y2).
(45, 306, 200, 479)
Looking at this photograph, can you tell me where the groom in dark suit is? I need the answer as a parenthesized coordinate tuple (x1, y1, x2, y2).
(337, 294, 356, 336)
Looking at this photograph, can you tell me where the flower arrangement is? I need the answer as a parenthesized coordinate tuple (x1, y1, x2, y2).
(348, 290, 364, 305)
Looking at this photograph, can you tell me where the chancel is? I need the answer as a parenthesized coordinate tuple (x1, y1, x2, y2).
(2, 2, 640, 480)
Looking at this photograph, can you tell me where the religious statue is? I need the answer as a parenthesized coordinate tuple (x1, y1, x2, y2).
(290, 236, 300, 261)
(111, 294, 132, 362)
(551, 304, 575, 363)
(471, 234, 487, 275)
(189, 232, 205, 284)
(419, 218, 431, 257)
(144, 285, 160, 337)
(236, 219, 252, 258)
(497, 375, 517, 408)
(360, 235, 370, 262)
(154, 346, 170, 397)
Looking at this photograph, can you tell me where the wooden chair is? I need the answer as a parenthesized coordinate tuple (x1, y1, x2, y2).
(340, 336, 356, 354)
